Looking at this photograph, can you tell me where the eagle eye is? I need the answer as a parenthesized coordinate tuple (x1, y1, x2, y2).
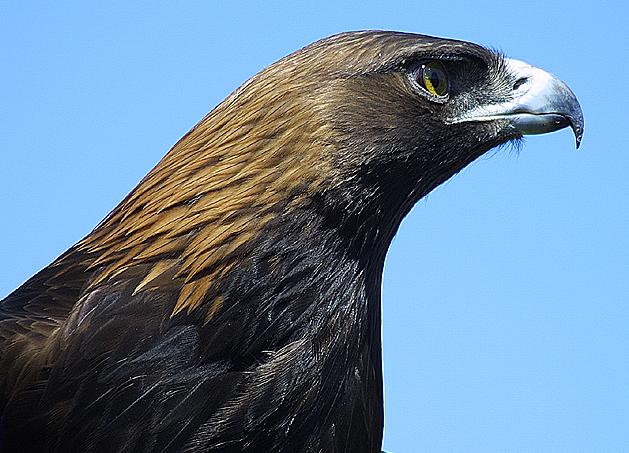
(415, 61, 449, 98)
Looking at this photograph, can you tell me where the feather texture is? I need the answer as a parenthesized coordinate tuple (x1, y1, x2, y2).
(0, 30, 571, 452)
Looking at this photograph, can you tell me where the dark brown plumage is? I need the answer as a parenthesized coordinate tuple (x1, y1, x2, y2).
(0, 31, 582, 452)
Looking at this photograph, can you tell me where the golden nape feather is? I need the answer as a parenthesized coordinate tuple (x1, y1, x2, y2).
(79, 55, 337, 317)
(0, 31, 582, 453)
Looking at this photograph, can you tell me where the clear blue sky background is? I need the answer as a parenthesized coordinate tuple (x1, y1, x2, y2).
(1, 1, 627, 452)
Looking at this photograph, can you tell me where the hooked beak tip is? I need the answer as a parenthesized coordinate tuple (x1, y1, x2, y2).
(574, 126, 583, 149)
(570, 116, 584, 149)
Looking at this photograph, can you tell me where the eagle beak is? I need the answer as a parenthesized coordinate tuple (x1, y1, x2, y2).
(454, 58, 584, 148)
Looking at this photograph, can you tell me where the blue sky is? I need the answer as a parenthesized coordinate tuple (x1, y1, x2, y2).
(1, 1, 627, 451)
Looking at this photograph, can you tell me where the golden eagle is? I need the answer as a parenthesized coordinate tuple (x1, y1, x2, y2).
(0, 31, 583, 452)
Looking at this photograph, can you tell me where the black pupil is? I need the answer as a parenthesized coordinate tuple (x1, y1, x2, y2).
(428, 67, 443, 91)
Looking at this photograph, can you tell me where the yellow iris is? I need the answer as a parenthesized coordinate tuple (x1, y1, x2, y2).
(421, 62, 448, 97)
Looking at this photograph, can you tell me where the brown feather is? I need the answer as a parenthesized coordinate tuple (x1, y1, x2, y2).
(76, 45, 344, 317)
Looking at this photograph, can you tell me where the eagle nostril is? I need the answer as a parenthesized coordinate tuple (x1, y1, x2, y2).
(513, 77, 528, 91)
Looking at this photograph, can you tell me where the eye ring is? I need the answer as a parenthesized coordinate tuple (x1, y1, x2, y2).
(414, 61, 449, 98)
